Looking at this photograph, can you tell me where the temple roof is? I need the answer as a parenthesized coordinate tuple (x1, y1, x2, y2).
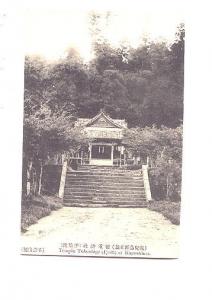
(76, 111, 128, 129)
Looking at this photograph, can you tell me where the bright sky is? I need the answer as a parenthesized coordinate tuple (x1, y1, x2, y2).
(24, 8, 184, 62)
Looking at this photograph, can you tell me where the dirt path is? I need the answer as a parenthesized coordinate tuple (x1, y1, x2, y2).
(21, 207, 179, 258)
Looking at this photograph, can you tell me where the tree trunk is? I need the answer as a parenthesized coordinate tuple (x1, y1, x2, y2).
(22, 157, 28, 198)
(38, 161, 43, 195)
(166, 174, 170, 200)
(26, 161, 33, 197)
(33, 168, 37, 194)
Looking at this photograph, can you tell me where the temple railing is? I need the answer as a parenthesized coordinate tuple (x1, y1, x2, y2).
(67, 157, 148, 167)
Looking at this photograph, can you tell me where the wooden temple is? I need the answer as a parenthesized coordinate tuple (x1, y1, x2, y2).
(75, 110, 128, 166)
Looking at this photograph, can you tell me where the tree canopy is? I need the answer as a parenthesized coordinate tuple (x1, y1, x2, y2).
(24, 23, 184, 128)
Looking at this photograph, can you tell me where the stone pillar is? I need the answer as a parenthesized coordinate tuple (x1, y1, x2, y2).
(142, 165, 152, 202)
(58, 160, 68, 199)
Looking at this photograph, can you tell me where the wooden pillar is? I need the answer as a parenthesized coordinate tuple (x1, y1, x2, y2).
(89, 143, 92, 164)
(81, 150, 83, 165)
(119, 148, 121, 167)
(111, 145, 114, 165)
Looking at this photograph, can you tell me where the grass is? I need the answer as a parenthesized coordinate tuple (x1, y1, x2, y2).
(147, 200, 181, 225)
(21, 195, 63, 232)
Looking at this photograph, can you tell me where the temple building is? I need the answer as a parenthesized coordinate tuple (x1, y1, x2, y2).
(75, 110, 128, 166)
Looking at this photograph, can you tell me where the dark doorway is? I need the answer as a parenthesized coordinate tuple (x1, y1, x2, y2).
(91, 145, 111, 159)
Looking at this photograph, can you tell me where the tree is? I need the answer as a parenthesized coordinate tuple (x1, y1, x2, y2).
(22, 105, 86, 198)
(170, 23, 185, 74)
(86, 22, 184, 127)
(24, 56, 50, 116)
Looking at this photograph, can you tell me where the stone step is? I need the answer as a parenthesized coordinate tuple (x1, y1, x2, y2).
(66, 180, 144, 187)
(67, 171, 142, 177)
(66, 178, 143, 184)
(66, 173, 143, 179)
(64, 190, 145, 195)
(78, 169, 142, 173)
(63, 201, 147, 208)
(64, 186, 145, 191)
(64, 201, 147, 206)
(64, 196, 146, 201)
(66, 180, 144, 189)
(64, 193, 145, 199)
(78, 166, 122, 170)
(64, 203, 147, 208)
(63, 196, 146, 202)
(78, 166, 142, 171)
(71, 167, 142, 171)
(64, 188, 145, 194)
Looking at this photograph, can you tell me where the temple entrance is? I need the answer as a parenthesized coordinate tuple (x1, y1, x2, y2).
(90, 144, 113, 166)
(91, 145, 111, 159)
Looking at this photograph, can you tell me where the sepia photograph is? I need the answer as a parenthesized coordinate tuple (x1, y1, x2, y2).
(20, 8, 184, 258)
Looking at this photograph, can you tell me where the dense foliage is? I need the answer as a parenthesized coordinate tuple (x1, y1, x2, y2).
(24, 23, 184, 128)
(22, 105, 86, 197)
(124, 126, 182, 200)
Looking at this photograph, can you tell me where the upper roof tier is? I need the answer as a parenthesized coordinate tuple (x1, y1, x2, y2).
(76, 110, 128, 129)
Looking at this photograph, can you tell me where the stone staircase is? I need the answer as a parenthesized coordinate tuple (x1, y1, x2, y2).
(63, 166, 147, 208)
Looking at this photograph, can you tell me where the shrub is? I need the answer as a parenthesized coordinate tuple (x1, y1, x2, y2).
(21, 195, 63, 232)
(124, 165, 142, 170)
(149, 157, 182, 201)
(148, 200, 181, 225)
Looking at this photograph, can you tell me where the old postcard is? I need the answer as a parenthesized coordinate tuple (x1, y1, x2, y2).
(20, 8, 184, 258)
